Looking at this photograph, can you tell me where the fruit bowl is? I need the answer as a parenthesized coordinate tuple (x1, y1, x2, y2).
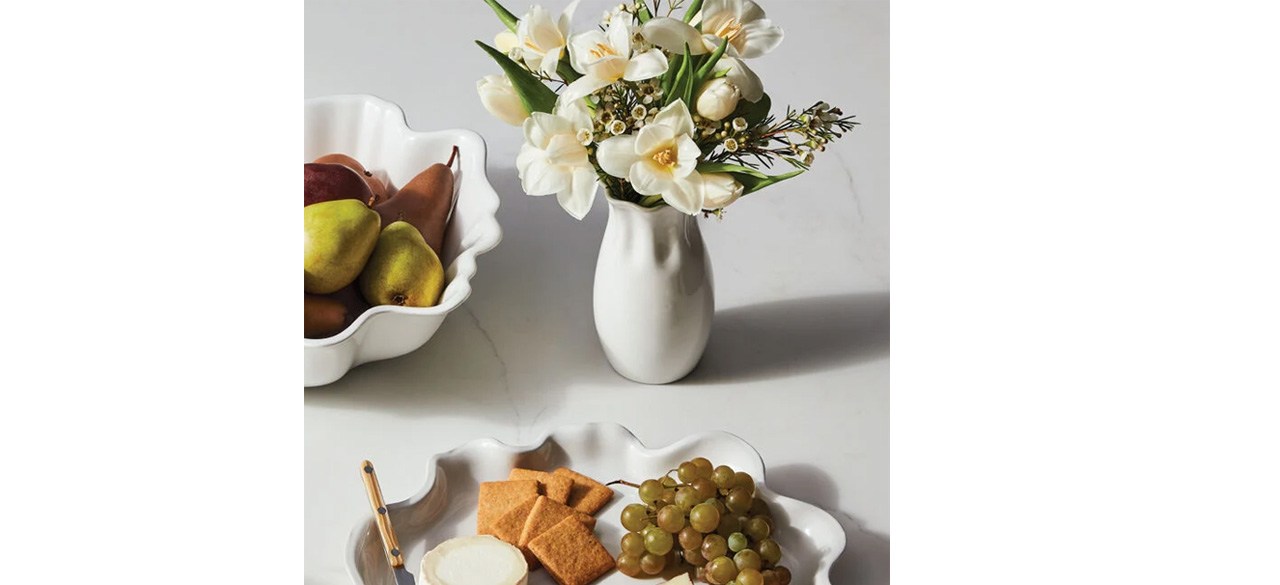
(304, 94, 502, 387)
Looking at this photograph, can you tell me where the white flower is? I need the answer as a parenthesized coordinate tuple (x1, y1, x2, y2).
(640, 0, 782, 59)
(516, 107, 600, 220)
(595, 100, 707, 214)
(476, 74, 529, 126)
(562, 16, 669, 102)
(554, 93, 595, 144)
(514, 0, 581, 77)
(694, 77, 741, 121)
(717, 56, 764, 102)
(702, 173, 744, 209)
(639, 16, 765, 102)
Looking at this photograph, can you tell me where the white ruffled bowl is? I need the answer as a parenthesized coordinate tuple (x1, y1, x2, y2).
(304, 95, 502, 387)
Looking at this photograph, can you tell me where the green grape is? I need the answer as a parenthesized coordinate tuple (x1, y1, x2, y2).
(644, 528, 674, 555)
(617, 553, 643, 577)
(732, 471, 755, 494)
(621, 531, 646, 556)
(737, 567, 764, 585)
(708, 556, 739, 584)
(726, 487, 754, 514)
(661, 475, 679, 488)
(640, 552, 667, 575)
(657, 504, 686, 533)
(774, 566, 792, 585)
(675, 486, 701, 511)
(621, 503, 650, 532)
(712, 465, 735, 489)
(679, 525, 704, 550)
(761, 569, 780, 585)
(684, 547, 708, 566)
(706, 498, 728, 516)
(689, 502, 721, 533)
(745, 516, 771, 541)
(638, 479, 664, 505)
(678, 461, 700, 483)
(696, 566, 709, 583)
(734, 549, 762, 572)
(691, 457, 713, 478)
(661, 487, 677, 505)
(757, 539, 782, 565)
(692, 477, 717, 500)
(748, 497, 771, 517)
(727, 532, 749, 552)
(716, 512, 742, 537)
(701, 533, 729, 560)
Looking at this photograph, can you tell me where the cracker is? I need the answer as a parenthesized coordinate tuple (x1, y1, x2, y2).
(489, 494, 539, 545)
(476, 480, 540, 535)
(508, 468, 573, 504)
(553, 467, 615, 515)
(528, 515, 616, 585)
(518, 496, 597, 553)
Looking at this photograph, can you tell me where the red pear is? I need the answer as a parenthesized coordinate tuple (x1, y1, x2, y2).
(304, 162, 374, 207)
(303, 285, 370, 338)
(373, 146, 459, 257)
(313, 153, 388, 205)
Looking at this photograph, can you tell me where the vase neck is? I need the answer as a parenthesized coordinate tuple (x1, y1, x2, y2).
(605, 197, 694, 235)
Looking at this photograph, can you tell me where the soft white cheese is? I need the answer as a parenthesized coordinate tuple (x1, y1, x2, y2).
(419, 535, 528, 585)
(662, 574, 694, 585)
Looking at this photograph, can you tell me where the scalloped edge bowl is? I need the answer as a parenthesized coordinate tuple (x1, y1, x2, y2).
(345, 423, 845, 585)
(304, 94, 502, 387)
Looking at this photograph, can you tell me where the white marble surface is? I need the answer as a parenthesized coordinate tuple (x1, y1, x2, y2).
(304, 1, 888, 583)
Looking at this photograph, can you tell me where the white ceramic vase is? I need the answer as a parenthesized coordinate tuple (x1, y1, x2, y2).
(593, 197, 714, 384)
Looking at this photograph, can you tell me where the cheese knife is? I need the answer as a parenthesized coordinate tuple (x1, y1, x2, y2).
(360, 460, 415, 585)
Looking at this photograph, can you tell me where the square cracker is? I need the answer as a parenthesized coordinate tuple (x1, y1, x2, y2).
(517, 495, 597, 551)
(508, 468, 573, 504)
(529, 515, 616, 585)
(553, 467, 615, 515)
(477, 480, 539, 535)
(489, 494, 539, 545)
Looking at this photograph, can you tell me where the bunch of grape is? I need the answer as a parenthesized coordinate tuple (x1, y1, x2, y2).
(614, 457, 793, 585)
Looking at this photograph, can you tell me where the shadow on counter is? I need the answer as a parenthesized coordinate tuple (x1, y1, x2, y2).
(768, 463, 890, 585)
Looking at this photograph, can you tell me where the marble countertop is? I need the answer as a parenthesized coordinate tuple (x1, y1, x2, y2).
(304, 1, 889, 583)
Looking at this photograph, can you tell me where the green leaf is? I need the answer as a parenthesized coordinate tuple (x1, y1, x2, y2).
(667, 45, 693, 106)
(733, 92, 771, 126)
(662, 53, 683, 97)
(683, 0, 704, 22)
(475, 41, 557, 114)
(696, 161, 804, 194)
(694, 37, 729, 84)
(680, 44, 697, 107)
(557, 55, 581, 83)
(481, 0, 520, 32)
(637, 2, 653, 23)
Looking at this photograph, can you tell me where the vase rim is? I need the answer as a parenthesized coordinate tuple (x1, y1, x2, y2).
(605, 195, 684, 215)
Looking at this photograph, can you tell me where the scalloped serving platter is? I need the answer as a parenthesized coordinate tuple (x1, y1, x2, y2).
(346, 423, 845, 585)
(304, 94, 502, 387)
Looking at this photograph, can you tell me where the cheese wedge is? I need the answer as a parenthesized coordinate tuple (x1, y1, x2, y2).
(662, 574, 695, 585)
(420, 535, 528, 585)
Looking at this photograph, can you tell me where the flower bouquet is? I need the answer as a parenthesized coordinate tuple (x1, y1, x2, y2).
(473, 0, 858, 383)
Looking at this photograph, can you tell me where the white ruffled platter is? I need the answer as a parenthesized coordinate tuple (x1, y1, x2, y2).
(345, 423, 845, 585)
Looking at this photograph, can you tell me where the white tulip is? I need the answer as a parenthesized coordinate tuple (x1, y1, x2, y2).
(476, 74, 529, 126)
(640, 19, 765, 102)
(694, 78, 741, 121)
(701, 173, 744, 209)
(641, 0, 782, 60)
(516, 110, 600, 219)
(561, 16, 669, 102)
(595, 101, 707, 215)
(515, 0, 580, 76)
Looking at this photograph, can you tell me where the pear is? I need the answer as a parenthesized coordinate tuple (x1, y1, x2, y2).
(304, 162, 374, 207)
(304, 199, 380, 294)
(304, 285, 370, 339)
(312, 153, 388, 205)
(359, 221, 445, 307)
(374, 145, 458, 257)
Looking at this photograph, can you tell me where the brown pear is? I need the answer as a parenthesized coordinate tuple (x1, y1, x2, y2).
(313, 153, 388, 205)
(374, 146, 458, 257)
(304, 285, 370, 338)
(304, 162, 374, 207)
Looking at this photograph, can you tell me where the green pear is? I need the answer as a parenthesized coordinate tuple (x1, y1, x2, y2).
(359, 221, 445, 307)
(304, 199, 380, 294)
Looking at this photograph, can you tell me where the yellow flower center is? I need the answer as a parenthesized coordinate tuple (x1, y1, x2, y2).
(711, 18, 745, 43)
(588, 42, 618, 60)
(652, 147, 678, 167)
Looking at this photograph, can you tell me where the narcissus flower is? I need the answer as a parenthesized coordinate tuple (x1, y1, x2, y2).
(516, 95, 600, 220)
(562, 15, 669, 102)
(476, 74, 529, 126)
(595, 101, 707, 214)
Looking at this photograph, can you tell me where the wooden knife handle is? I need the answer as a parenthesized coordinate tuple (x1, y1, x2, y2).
(360, 460, 405, 569)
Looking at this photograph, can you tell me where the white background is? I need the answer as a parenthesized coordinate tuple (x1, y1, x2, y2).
(2, 1, 1280, 584)
(304, 1, 888, 583)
